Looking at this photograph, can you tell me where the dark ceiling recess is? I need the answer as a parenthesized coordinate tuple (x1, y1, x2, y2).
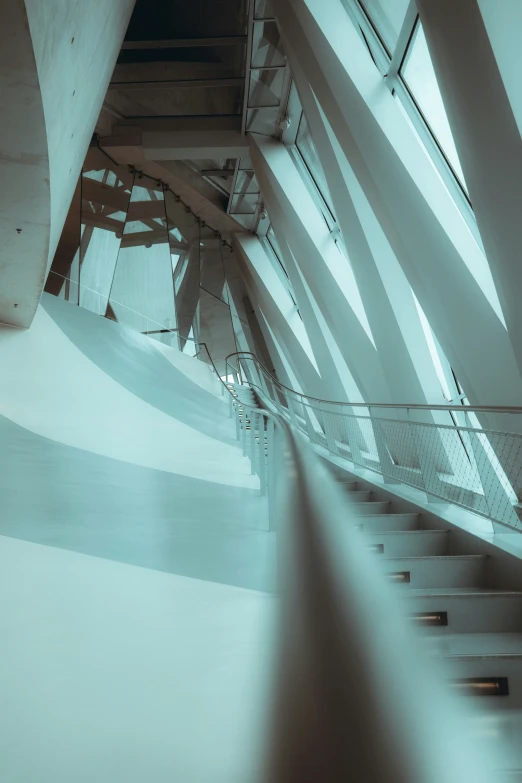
(124, 0, 247, 41)
(102, 0, 249, 217)
(120, 0, 248, 66)
(109, 0, 248, 120)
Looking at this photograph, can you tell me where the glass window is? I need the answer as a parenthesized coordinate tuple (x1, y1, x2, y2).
(359, 0, 410, 51)
(254, 0, 275, 19)
(251, 20, 285, 68)
(401, 23, 467, 190)
(267, 225, 286, 273)
(296, 114, 333, 214)
(265, 226, 300, 313)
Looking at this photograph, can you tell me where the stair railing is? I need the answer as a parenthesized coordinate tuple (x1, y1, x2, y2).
(225, 352, 522, 533)
(216, 357, 501, 782)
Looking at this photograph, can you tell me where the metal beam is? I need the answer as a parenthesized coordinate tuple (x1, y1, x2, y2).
(120, 230, 167, 248)
(121, 36, 248, 50)
(142, 130, 249, 160)
(199, 169, 235, 177)
(241, 1, 256, 135)
(108, 78, 244, 92)
(386, 1, 418, 83)
(126, 200, 165, 221)
(81, 177, 131, 213)
(113, 115, 241, 132)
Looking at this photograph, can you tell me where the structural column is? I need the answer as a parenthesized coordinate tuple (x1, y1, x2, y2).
(417, 0, 522, 381)
(273, 0, 522, 413)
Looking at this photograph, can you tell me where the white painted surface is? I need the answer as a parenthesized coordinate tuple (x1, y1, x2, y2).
(0, 535, 275, 783)
(0, 307, 257, 487)
(154, 340, 224, 397)
(24, 0, 135, 270)
(478, 0, 522, 137)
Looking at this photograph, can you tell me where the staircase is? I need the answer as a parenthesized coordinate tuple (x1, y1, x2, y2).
(321, 458, 522, 778)
(324, 459, 522, 706)
(229, 379, 522, 776)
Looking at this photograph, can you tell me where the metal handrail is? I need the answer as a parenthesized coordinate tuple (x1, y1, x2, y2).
(226, 351, 522, 414)
(225, 350, 522, 531)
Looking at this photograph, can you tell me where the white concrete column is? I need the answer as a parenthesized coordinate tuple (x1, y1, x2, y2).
(283, 46, 446, 408)
(273, 0, 522, 412)
(24, 0, 136, 273)
(235, 233, 325, 399)
(0, 0, 51, 328)
(250, 133, 394, 404)
(0, 0, 135, 328)
(417, 0, 522, 381)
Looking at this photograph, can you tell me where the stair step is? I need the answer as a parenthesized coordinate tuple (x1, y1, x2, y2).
(336, 480, 358, 491)
(364, 530, 449, 557)
(351, 501, 391, 516)
(383, 554, 488, 589)
(345, 489, 372, 501)
(434, 634, 522, 709)
(355, 513, 421, 532)
(426, 632, 522, 658)
(403, 591, 522, 634)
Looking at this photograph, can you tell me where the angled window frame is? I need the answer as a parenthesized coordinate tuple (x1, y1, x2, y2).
(340, 0, 480, 245)
(260, 226, 301, 316)
(285, 114, 337, 232)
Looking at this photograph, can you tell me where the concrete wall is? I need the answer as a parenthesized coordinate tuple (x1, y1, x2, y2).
(25, 0, 136, 272)
(0, 0, 135, 328)
(0, 0, 50, 328)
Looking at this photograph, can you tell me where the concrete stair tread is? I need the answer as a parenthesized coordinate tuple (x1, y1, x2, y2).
(345, 490, 372, 499)
(385, 554, 486, 562)
(423, 632, 522, 658)
(364, 529, 447, 536)
(358, 513, 419, 518)
(406, 588, 522, 597)
(364, 530, 450, 556)
(351, 501, 390, 515)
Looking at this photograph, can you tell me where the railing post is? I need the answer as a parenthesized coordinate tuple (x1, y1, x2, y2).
(368, 407, 402, 485)
(250, 411, 257, 475)
(406, 408, 445, 502)
(343, 409, 365, 468)
(462, 411, 520, 531)
(235, 396, 240, 441)
(321, 402, 337, 453)
(267, 418, 277, 530)
(300, 405, 318, 443)
(286, 393, 299, 428)
(241, 403, 247, 456)
(229, 388, 233, 418)
(259, 415, 267, 496)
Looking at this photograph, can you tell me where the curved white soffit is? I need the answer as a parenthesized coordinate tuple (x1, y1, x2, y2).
(0, 307, 257, 489)
(152, 339, 224, 397)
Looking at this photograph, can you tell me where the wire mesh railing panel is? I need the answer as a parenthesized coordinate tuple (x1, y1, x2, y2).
(470, 430, 522, 530)
(226, 352, 522, 532)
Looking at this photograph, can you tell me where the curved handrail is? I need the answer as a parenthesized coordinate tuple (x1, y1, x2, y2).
(226, 371, 501, 781)
(226, 351, 522, 415)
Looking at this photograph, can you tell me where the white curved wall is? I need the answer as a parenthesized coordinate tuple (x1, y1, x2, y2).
(0, 306, 256, 488)
(24, 0, 136, 272)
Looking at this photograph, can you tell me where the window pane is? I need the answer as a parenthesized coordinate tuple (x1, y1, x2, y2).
(251, 20, 285, 68)
(401, 23, 467, 189)
(296, 114, 333, 211)
(267, 225, 285, 269)
(359, 0, 410, 50)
